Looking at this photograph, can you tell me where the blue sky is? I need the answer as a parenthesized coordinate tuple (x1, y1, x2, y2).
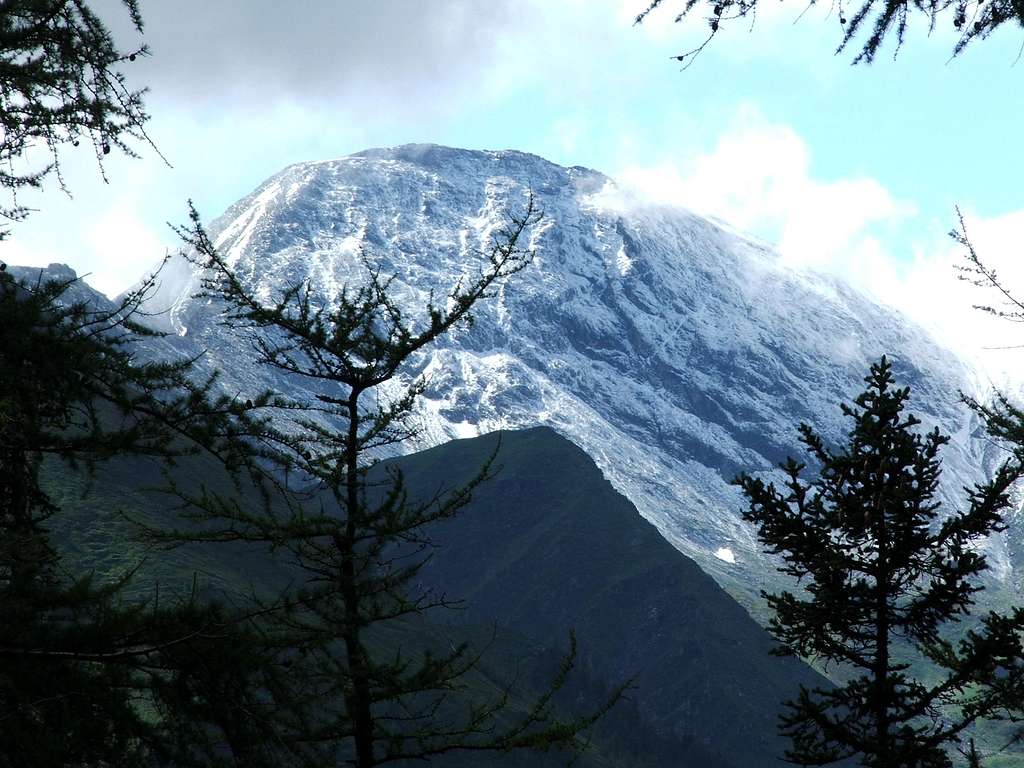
(5, 0, 1024, 378)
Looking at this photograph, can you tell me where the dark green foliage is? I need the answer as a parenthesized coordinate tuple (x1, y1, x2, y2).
(636, 0, 1023, 66)
(0, 273, 160, 763)
(0, 653, 148, 767)
(735, 357, 1024, 767)
(143, 613, 303, 768)
(7, 3, 612, 765)
(966, 739, 983, 768)
(0, 269, 253, 467)
(0, 1, 284, 760)
(0, 0, 154, 233)
(0, 265, 279, 765)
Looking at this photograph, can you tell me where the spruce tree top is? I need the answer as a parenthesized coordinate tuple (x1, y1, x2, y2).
(736, 357, 1024, 767)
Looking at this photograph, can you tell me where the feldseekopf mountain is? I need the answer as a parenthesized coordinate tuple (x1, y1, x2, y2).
(136, 143, 1014, 609)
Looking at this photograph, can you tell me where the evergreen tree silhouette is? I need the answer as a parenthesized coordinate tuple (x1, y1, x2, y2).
(736, 357, 1024, 767)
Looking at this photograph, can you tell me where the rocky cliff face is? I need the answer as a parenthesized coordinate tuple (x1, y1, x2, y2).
(132, 143, 1011, 608)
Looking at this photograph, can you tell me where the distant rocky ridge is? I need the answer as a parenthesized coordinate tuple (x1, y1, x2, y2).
(7, 263, 110, 306)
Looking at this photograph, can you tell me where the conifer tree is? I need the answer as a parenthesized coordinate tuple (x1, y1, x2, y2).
(145, 199, 619, 767)
(0, 2, 288, 762)
(735, 357, 1024, 767)
(0, 264, 273, 765)
(0, 0, 154, 235)
(635, 0, 1022, 67)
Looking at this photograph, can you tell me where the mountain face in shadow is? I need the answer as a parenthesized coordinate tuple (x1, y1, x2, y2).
(38, 417, 816, 766)
(378, 426, 827, 767)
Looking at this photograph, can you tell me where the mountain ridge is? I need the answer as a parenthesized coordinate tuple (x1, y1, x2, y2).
(380, 425, 828, 766)
(120, 143, 1015, 609)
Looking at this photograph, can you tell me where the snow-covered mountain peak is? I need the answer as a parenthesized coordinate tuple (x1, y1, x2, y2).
(136, 144, 1016, 610)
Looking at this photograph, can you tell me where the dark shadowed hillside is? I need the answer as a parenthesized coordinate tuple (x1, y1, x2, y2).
(43, 424, 777, 766)
(376, 426, 829, 767)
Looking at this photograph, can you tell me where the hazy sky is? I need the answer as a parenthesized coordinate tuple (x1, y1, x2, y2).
(5, 0, 1024, 379)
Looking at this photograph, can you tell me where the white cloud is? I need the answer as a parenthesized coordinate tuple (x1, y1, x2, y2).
(4, 2, 1018, 385)
(96, 0, 530, 116)
(0, 220, 155, 299)
(612, 107, 1024, 386)
(84, 203, 170, 298)
(882, 210, 1024, 390)
(615, 106, 914, 274)
(552, 118, 586, 154)
(0, 239, 60, 271)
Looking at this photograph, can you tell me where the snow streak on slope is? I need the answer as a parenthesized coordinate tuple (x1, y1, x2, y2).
(137, 144, 1014, 608)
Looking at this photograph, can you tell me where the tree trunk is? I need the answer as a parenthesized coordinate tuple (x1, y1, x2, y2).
(341, 389, 375, 768)
(874, 481, 891, 768)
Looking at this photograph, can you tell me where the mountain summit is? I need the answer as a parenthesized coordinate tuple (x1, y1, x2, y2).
(139, 143, 1010, 607)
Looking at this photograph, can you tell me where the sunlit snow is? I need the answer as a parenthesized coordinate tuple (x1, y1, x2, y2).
(714, 547, 736, 564)
(615, 244, 632, 277)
